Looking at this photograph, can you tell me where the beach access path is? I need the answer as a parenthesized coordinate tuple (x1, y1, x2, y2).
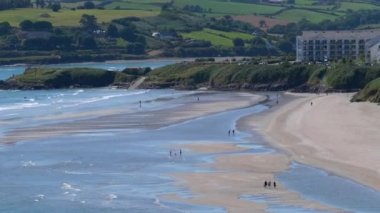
(253, 93, 380, 191)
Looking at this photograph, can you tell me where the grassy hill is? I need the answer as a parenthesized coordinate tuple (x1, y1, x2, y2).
(3, 67, 136, 89)
(181, 28, 254, 47)
(351, 78, 380, 103)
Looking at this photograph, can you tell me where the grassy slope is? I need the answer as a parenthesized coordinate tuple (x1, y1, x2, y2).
(173, 0, 284, 15)
(147, 62, 318, 89)
(352, 78, 380, 103)
(275, 9, 339, 23)
(181, 28, 254, 47)
(338, 2, 380, 12)
(0, 8, 158, 26)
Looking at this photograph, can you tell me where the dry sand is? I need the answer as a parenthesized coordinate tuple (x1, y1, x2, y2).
(252, 93, 380, 190)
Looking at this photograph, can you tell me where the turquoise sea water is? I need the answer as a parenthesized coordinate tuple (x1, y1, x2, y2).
(1, 60, 380, 212)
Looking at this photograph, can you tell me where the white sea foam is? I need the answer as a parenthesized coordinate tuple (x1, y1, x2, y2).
(72, 89, 84, 96)
(22, 160, 36, 167)
(107, 193, 118, 200)
(61, 183, 81, 192)
(0, 102, 46, 112)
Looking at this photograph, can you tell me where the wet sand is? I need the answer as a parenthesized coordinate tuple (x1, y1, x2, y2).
(1, 92, 264, 144)
(251, 93, 380, 190)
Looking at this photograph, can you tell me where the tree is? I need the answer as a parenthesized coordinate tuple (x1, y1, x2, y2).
(51, 2, 61, 12)
(33, 21, 53, 31)
(277, 40, 293, 53)
(83, 1, 95, 9)
(287, 0, 295, 4)
(126, 43, 145, 55)
(233, 38, 244, 47)
(36, 0, 46, 8)
(106, 24, 118, 38)
(259, 20, 266, 28)
(119, 28, 137, 42)
(80, 14, 98, 31)
(80, 36, 97, 49)
(0, 22, 11, 35)
(20, 20, 34, 31)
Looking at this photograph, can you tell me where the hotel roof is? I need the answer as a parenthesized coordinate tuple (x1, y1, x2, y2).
(300, 29, 380, 40)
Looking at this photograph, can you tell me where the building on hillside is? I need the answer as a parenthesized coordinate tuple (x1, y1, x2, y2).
(296, 30, 380, 63)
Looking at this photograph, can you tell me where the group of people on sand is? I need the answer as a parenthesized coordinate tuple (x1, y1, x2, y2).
(228, 129, 236, 136)
(169, 149, 182, 158)
(264, 180, 277, 188)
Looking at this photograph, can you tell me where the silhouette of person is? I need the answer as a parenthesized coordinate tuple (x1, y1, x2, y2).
(228, 130, 231, 136)
(180, 149, 182, 156)
(170, 150, 172, 157)
(232, 129, 235, 135)
(273, 181, 277, 188)
(139, 100, 142, 108)
(310, 102, 313, 106)
(264, 181, 267, 188)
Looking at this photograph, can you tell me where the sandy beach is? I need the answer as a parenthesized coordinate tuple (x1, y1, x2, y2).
(166, 92, 380, 212)
(1, 91, 264, 144)
(252, 93, 380, 190)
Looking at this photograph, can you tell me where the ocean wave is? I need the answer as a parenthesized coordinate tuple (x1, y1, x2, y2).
(61, 183, 81, 192)
(22, 160, 36, 167)
(72, 89, 84, 96)
(0, 102, 48, 112)
(106, 193, 118, 201)
(62, 90, 148, 108)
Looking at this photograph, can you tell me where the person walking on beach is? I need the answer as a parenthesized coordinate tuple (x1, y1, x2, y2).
(310, 101, 313, 106)
(179, 149, 182, 156)
(273, 181, 277, 188)
(232, 129, 235, 135)
(264, 181, 267, 188)
(139, 100, 142, 108)
(228, 130, 231, 136)
(170, 150, 172, 157)
(197, 97, 200, 101)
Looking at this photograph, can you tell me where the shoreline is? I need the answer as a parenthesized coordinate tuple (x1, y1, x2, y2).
(164, 94, 339, 212)
(0, 91, 265, 144)
(247, 92, 380, 191)
(165, 92, 380, 212)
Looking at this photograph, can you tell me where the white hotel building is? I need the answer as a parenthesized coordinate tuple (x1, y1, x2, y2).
(296, 30, 380, 63)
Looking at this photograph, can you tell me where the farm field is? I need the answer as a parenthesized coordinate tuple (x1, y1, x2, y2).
(275, 9, 339, 23)
(338, 2, 380, 11)
(173, 0, 284, 15)
(233, 15, 290, 30)
(181, 28, 254, 47)
(105, 2, 161, 10)
(0, 8, 158, 26)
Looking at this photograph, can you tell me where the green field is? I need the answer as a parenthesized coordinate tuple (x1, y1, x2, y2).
(61, 1, 102, 9)
(275, 9, 339, 23)
(181, 28, 254, 47)
(173, 0, 284, 15)
(0, 8, 158, 26)
(105, 2, 161, 10)
(338, 2, 380, 11)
